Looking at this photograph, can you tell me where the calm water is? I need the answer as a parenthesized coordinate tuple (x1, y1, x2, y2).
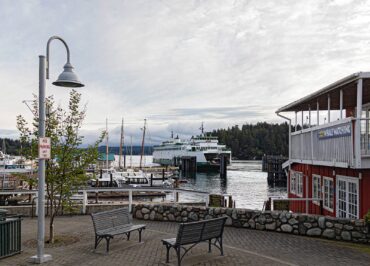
(113, 156, 287, 210)
(177, 160, 287, 210)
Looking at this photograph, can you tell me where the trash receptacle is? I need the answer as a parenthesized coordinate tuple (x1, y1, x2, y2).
(0, 209, 22, 259)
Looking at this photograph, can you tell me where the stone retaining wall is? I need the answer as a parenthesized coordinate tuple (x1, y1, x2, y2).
(133, 204, 370, 244)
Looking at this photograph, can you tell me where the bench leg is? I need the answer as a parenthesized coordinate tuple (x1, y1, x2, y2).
(138, 229, 143, 242)
(219, 237, 224, 256)
(176, 247, 181, 266)
(95, 236, 99, 249)
(208, 239, 212, 253)
(165, 244, 171, 263)
(127, 232, 130, 241)
(106, 237, 112, 253)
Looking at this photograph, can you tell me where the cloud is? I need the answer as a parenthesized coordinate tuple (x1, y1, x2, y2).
(2, 0, 370, 145)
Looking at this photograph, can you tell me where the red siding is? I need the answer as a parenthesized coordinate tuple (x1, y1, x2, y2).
(289, 163, 370, 218)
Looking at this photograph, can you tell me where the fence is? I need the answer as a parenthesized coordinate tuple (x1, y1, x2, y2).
(0, 211, 22, 259)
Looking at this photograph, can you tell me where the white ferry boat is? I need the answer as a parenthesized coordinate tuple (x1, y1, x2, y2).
(152, 132, 231, 171)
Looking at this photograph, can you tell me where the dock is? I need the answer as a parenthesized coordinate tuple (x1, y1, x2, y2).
(262, 155, 287, 186)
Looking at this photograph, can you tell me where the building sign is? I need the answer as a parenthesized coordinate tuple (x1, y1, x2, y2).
(318, 124, 351, 140)
(39, 137, 51, 159)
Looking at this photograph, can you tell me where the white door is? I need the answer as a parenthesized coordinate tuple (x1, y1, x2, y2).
(336, 175, 359, 219)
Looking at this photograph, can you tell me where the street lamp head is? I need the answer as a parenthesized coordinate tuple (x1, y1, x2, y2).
(52, 62, 84, 88)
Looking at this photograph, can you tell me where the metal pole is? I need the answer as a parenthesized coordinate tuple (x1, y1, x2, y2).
(37, 55, 46, 261)
(340, 89, 343, 119)
(32, 55, 52, 263)
(355, 79, 363, 168)
(82, 191, 87, 214)
(327, 94, 331, 123)
(128, 190, 133, 212)
(317, 101, 319, 126)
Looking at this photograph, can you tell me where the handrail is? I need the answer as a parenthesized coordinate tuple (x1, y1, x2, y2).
(291, 117, 353, 136)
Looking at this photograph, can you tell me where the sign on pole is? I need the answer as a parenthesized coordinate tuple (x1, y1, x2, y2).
(39, 137, 51, 159)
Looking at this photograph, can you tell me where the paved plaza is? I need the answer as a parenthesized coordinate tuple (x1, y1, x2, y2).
(2, 215, 370, 266)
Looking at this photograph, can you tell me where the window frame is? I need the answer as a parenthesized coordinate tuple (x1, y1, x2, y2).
(312, 174, 322, 205)
(336, 175, 359, 219)
(290, 170, 303, 197)
(323, 176, 334, 212)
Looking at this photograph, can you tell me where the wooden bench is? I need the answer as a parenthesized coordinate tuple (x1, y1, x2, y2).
(162, 217, 227, 265)
(91, 208, 146, 252)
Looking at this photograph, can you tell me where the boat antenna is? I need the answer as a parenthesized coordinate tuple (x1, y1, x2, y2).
(171, 131, 173, 139)
(106, 118, 109, 173)
(199, 122, 204, 135)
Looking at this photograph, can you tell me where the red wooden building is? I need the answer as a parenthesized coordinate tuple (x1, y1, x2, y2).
(276, 72, 370, 219)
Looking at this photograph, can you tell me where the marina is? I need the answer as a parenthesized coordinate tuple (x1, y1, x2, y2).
(2, 2, 370, 265)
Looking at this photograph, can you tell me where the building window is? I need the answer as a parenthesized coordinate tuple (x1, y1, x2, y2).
(290, 171, 296, 194)
(323, 176, 334, 212)
(336, 175, 359, 219)
(312, 174, 321, 204)
(290, 170, 303, 196)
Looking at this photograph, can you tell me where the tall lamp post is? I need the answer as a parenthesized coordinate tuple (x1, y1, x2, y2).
(31, 36, 84, 264)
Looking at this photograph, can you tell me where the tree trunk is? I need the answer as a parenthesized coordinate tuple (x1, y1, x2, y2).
(49, 208, 55, 244)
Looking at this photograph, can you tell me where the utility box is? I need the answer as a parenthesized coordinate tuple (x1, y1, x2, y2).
(0, 209, 22, 259)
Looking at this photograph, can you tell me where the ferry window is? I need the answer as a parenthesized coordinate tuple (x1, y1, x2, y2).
(323, 176, 334, 212)
(312, 175, 321, 205)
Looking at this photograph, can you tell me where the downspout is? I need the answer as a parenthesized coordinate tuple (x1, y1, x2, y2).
(276, 111, 291, 195)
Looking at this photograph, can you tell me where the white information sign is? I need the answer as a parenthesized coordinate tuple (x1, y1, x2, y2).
(39, 137, 51, 159)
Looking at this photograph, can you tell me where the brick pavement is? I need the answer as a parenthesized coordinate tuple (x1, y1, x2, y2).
(2, 216, 370, 266)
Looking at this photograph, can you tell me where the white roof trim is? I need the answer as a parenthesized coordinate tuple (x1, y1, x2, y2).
(276, 72, 370, 113)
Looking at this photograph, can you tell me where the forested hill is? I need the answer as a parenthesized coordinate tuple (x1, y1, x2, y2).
(0, 138, 23, 155)
(211, 122, 289, 160)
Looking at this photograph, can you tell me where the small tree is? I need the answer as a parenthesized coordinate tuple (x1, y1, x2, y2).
(17, 90, 104, 243)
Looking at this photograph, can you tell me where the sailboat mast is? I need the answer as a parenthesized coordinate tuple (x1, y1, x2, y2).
(119, 118, 123, 169)
(2, 139, 5, 182)
(139, 119, 147, 169)
(130, 135, 133, 168)
(123, 119, 126, 168)
(106, 118, 109, 172)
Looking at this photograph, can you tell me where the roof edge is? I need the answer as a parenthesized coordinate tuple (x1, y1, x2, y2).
(276, 72, 369, 113)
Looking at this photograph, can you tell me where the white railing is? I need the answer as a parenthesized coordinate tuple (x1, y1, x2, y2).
(77, 187, 210, 214)
(0, 187, 210, 215)
(360, 118, 370, 156)
(291, 118, 354, 167)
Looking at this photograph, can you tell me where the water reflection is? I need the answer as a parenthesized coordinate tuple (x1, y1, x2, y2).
(178, 160, 287, 210)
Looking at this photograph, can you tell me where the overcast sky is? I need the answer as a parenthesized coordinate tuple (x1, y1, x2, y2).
(1, 0, 370, 145)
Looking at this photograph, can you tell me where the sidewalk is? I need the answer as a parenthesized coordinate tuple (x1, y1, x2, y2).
(2, 215, 370, 265)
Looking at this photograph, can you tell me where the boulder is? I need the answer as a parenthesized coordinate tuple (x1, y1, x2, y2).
(322, 229, 335, 239)
(256, 223, 265, 230)
(168, 214, 175, 221)
(341, 231, 351, 241)
(306, 228, 321, 236)
(318, 217, 326, 229)
(135, 210, 143, 219)
(149, 211, 155, 220)
(266, 222, 276, 231)
(281, 224, 293, 233)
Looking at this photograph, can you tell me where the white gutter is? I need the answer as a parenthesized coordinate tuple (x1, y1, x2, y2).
(276, 112, 291, 195)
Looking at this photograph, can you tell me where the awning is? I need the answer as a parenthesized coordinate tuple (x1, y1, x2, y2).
(276, 72, 370, 113)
